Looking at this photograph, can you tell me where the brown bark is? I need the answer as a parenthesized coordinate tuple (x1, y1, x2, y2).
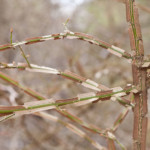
(125, 0, 148, 149)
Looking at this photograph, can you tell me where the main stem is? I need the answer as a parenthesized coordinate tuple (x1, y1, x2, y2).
(132, 62, 147, 150)
(125, 0, 148, 149)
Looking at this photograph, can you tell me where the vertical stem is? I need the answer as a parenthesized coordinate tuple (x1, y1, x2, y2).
(107, 139, 116, 150)
(125, 0, 148, 149)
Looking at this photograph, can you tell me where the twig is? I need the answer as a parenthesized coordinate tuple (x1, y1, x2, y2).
(0, 68, 136, 107)
(35, 112, 107, 150)
(0, 71, 124, 149)
(0, 87, 135, 114)
(10, 28, 13, 44)
(111, 108, 130, 132)
(0, 62, 109, 92)
(18, 46, 31, 68)
(0, 31, 132, 60)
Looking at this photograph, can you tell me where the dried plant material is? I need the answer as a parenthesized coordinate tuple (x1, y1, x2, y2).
(112, 108, 129, 131)
(28, 64, 60, 74)
(66, 123, 106, 150)
(62, 70, 86, 82)
(36, 109, 105, 150)
(112, 87, 123, 92)
(5, 63, 14, 67)
(67, 123, 86, 138)
(35, 112, 58, 122)
(0, 71, 134, 150)
(81, 82, 101, 91)
(111, 45, 125, 53)
(14, 105, 56, 117)
(0, 113, 13, 117)
(98, 84, 110, 91)
(77, 92, 96, 100)
(107, 48, 122, 57)
(74, 32, 93, 39)
(141, 117, 148, 150)
(92, 142, 106, 150)
(56, 98, 77, 104)
(142, 62, 150, 68)
(139, 40, 144, 55)
(0, 44, 12, 51)
(107, 132, 116, 140)
(96, 90, 113, 97)
(76, 92, 99, 106)
(75, 98, 98, 106)
(82, 38, 94, 44)
(24, 99, 55, 108)
(13, 41, 27, 46)
(0, 3, 149, 148)
(134, 6, 142, 39)
(107, 139, 116, 150)
(0, 113, 15, 122)
(25, 37, 44, 44)
(1, 62, 103, 91)
(68, 31, 75, 35)
(0, 31, 131, 61)
(66, 36, 79, 39)
(97, 39, 112, 48)
(131, 88, 139, 93)
(0, 105, 25, 111)
(89, 40, 99, 45)
(128, 24, 136, 50)
(58, 110, 106, 136)
(42, 35, 54, 40)
(110, 96, 117, 101)
(112, 87, 126, 97)
(17, 63, 28, 70)
(124, 51, 132, 58)
(86, 79, 99, 87)
(131, 50, 136, 57)
(126, 0, 148, 149)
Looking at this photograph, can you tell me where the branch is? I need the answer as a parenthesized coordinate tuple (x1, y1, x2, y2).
(0, 86, 136, 114)
(111, 108, 130, 132)
(0, 31, 132, 60)
(0, 69, 136, 107)
(0, 62, 108, 92)
(35, 112, 107, 150)
(0, 71, 127, 149)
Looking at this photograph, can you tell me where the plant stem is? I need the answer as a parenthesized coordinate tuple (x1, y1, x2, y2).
(125, 0, 148, 149)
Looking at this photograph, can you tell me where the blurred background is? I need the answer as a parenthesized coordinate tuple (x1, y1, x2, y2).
(0, 0, 150, 149)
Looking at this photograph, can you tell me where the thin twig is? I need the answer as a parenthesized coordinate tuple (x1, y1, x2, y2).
(18, 46, 31, 68)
